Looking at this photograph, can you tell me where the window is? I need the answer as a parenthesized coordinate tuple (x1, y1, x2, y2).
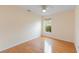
(43, 17, 52, 33)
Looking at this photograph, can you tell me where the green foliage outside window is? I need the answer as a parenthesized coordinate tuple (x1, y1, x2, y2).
(45, 25, 51, 32)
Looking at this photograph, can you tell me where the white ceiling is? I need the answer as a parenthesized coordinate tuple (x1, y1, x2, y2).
(19, 5, 75, 16)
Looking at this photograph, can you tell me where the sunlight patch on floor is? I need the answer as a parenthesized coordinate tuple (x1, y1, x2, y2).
(44, 39, 52, 53)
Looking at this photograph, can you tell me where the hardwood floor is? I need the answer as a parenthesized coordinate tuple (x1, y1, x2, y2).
(1, 37, 44, 53)
(42, 36, 76, 53)
(1, 36, 76, 53)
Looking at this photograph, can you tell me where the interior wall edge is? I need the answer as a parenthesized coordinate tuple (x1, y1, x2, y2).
(41, 35, 74, 43)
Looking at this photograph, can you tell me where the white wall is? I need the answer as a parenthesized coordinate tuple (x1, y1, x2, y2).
(52, 10, 75, 42)
(42, 10, 75, 43)
(0, 6, 41, 51)
(75, 6, 79, 52)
